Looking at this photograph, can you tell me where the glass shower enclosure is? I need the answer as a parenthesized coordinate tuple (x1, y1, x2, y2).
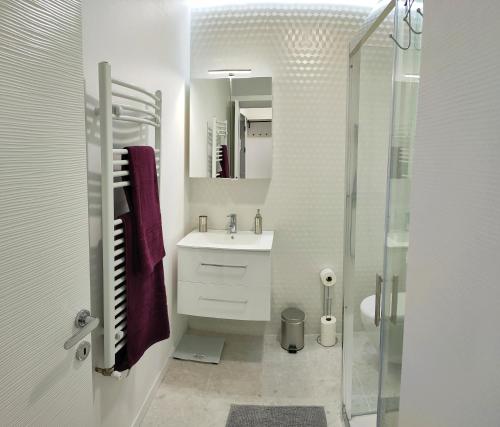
(342, 1, 423, 426)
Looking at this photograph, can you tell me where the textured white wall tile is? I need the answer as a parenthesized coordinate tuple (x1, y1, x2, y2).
(189, 4, 368, 334)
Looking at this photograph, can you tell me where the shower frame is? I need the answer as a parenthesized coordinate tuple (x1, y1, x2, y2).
(342, 0, 423, 425)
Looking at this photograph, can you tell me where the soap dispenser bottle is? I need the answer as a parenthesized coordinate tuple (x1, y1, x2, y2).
(254, 209, 263, 235)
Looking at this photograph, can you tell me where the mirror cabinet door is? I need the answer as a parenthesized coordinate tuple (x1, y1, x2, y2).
(189, 77, 272, 179)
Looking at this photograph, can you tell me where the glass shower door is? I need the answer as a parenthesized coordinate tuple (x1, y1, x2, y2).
(342, 13, 394, 419)
(378, 2, 423, 426)
(343, 2, 423, 425)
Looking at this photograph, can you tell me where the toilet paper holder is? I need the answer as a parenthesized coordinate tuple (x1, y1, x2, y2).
(320, 268, 336, 320)
(318, 268, 337, 347)
(320, 268, 336, 287)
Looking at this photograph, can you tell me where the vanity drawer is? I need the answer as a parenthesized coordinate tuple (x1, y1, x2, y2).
(177, 281, 271, 321)
(178, 247, 271, 288)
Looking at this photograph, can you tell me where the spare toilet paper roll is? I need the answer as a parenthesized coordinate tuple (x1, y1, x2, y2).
(320, 315, 337, 347)
(320, 268, 336, 287)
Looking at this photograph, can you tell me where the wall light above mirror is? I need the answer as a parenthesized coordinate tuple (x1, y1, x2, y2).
(189, 74, 273, 179)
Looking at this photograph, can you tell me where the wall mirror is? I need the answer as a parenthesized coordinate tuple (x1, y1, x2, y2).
(189, 76, 272, 179)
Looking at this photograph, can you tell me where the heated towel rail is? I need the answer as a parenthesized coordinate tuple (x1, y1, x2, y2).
(95, 62, 162, 379)
(207, 118, 227, 178)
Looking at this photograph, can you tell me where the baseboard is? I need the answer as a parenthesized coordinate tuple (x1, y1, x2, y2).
(131, 322, 188, 427)
(131, 357, 169, 427)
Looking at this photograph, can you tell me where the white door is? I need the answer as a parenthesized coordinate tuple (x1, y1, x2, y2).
(0, 1, 95, 425)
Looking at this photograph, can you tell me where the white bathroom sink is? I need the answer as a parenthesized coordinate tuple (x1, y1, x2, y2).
(177, 229, 274, 251)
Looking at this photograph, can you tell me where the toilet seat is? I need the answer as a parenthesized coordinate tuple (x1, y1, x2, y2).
(360, 293, 405, 323)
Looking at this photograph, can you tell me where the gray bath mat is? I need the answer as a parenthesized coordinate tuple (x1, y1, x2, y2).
(225, 405, 327, 427)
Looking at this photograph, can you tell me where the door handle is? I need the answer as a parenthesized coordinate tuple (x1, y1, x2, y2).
(64, 309, 100, 350)
(391, 275, 399, 325)
(375, 274, 383, 327)
(348, 124, 359, 260)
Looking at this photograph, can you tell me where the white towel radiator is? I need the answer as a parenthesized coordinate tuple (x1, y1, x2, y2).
(94, 62, 162, 379)
(207, 117, 227, 178)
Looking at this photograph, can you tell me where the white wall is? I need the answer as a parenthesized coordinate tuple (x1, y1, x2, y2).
(81, 1, 190, 425)
(399, 1, 500, 426)
(189, 4, 368, 334)
(240, 107, 273, 179)
(245, 136, 273, 178)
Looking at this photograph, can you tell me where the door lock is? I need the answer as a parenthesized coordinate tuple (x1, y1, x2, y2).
(76, 341, 91, 361)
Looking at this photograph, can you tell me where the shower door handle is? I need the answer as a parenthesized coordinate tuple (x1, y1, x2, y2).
(391, 275, 399, 325)
(346, 124, 359, 260)
(375, 274, 383, 327)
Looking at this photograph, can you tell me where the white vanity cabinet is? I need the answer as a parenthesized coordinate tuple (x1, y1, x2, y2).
(176, 230, 274, 321)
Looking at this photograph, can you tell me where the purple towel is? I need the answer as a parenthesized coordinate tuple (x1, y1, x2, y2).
(115, 213, 170, 371)
(219, 144, 230, 178)
(124, 146, 165, 273)
(115, 145, 170, 371)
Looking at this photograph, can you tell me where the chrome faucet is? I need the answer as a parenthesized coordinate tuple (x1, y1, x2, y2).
(227, 213, 237, 234)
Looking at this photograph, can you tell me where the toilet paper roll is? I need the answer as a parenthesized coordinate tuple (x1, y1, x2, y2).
(320, 268, 336, 287)
(320, 315, 337, 347)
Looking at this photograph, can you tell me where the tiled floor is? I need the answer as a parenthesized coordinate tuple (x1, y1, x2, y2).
(142, 332, 343, 426)
(351, 332, 401, 416)
(352, 332, 379, 414)
(349, 413, 376, 427)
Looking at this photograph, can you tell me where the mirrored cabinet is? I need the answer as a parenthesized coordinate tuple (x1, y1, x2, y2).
(189, 76, 272, 179)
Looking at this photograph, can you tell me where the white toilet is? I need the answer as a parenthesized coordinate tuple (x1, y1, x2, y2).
(360, 292, 406, 364)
